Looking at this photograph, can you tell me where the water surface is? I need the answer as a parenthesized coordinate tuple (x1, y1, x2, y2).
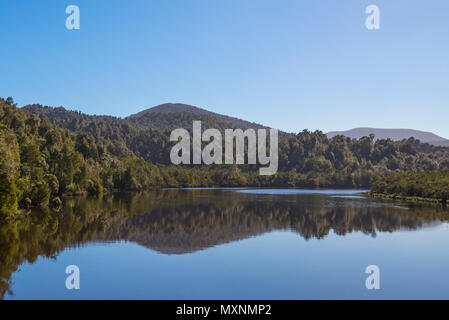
(1, 189, 448, 299)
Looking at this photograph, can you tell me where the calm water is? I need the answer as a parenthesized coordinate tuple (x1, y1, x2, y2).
(1, 189, 449, 300)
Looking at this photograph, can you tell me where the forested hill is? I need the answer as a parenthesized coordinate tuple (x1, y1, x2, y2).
(3, 96, 449, 216)
(126, 103, 271, 132)
(22, 102, 278, 162)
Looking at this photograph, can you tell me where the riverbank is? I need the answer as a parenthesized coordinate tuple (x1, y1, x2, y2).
(370, 170, 449, 205)
(370, 192, 446, 204)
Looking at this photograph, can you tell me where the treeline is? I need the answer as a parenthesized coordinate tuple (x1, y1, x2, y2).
(3, 97, 449, 215)
(371, 170, 449, 202)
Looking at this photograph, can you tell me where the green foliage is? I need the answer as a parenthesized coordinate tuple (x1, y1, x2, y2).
(51, 196, 62, 208)
(0, 125, 20, 217)
(0, 177, 18, 216)
(371, 170, 449, 201)
(87, 179, 103, 197)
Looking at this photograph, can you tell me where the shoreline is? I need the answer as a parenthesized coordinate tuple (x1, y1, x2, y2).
(370, 192, 446, 204)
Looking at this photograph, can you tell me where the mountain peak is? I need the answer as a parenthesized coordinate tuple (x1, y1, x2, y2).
(126, 103, 271, 132)
(129, 103, 213, 117)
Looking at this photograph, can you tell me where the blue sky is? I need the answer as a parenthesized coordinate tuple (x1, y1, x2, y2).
(0, 0, 448, 136)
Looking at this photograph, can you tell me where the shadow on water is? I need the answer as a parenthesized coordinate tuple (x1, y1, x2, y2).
(1, 189, 448, 298)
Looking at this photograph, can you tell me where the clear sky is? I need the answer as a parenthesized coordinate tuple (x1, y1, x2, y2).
(0, 0, 448, 136)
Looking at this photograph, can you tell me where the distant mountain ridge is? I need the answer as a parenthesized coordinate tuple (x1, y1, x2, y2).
(326, 128, 449, 147)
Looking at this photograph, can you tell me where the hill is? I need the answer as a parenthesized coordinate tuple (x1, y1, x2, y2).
(326, 128, 449, 147)
(126, 103, 271, 132)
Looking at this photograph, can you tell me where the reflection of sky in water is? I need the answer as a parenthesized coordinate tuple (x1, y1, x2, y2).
(332, 195, 367, 199)
(6, 224, 449, 300)
(236, 189, 369, 195)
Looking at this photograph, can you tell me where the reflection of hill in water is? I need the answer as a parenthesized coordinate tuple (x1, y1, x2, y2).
(124, 203, 285, 254)
(115, 193, 446, 254)
(1, 189, 449, 297)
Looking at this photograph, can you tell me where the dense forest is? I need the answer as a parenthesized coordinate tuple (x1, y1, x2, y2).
(2, 96, 449, 216)
(371, 170, 449, 202)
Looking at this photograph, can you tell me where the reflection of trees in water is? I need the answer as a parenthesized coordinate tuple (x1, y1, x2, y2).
(1, 190, 448, 298)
